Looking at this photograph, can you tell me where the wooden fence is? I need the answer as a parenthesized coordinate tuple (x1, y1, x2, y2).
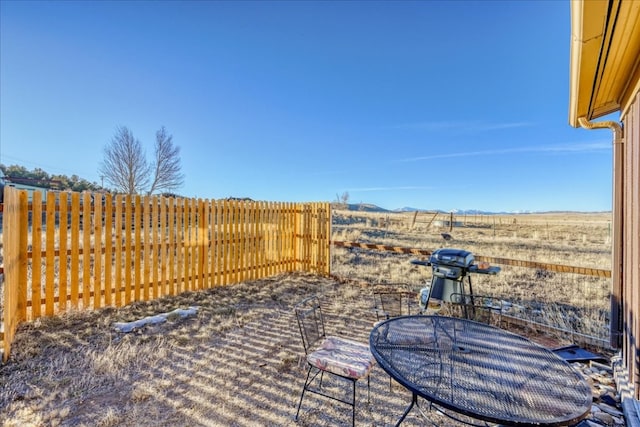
(332, 241, 612, 278)
(1, 188, 331, 361)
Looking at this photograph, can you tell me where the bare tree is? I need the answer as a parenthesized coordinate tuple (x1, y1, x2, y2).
(99, 126, 185, 195)
(340, 191, 350, 207)
(99, 126, 150, 195)
(147, 126, 185, 195)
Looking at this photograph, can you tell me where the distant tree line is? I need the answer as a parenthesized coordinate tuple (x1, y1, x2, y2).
(0, 164, 102, 193)
(1, 125, 185, 198)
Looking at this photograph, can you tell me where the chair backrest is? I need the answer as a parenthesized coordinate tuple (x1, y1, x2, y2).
(450, 293, 503, 326)
(374, 291, 412, 320)
(295, 296, 326, 354)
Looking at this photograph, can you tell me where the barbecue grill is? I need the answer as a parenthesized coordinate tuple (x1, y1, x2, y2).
(412, 248, 500, 312)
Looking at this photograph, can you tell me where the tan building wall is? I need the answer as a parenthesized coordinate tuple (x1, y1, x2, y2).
(617, 90, 640, 401)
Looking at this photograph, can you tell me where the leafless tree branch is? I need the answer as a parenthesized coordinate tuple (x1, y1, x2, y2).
(98, 126, 151, 195)
(147, 126, 185, 195)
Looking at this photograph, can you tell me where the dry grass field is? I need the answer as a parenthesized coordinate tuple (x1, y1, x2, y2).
(332, 210, 613, 342)
(0, 210, 615, 426)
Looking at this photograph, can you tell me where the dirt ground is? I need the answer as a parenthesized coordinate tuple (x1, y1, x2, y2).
(0, 272, 613, 427)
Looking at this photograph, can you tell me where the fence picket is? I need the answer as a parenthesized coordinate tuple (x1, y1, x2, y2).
(70, 193, 80, 308)
(94, 194, 103, 309)
(151, 196, 159, 298)
(259, 203, 265, 277)
(167, 197, 176, 295)
(215, 200, 223, 286)
(160, 197, 168, 296)
(200, 199, 205, 287)
(222, 199, 229, 285)
(134, 195, 142, 302)
(45, 191, 56, 315)
(114, 195, 123, 307)
(189, 198, 197, 291)
(238, 202, 244, 280)
(104, 195, 113, 307)
(143, 196, 151, 301)
(59, 192, 68, 311)
(31, 192, 43, 318)
(175, 197, 184, 294)
(82, 192, 92, 308)
(249, 202, 257, 281)
(124, 195, 132, 305)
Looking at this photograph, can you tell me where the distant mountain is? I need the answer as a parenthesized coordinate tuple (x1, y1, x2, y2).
(350, 203, 391, 212)
(396, 208, 536, 215)
(450, 209, 509, 215)
(393, 207, 453, 213)
(332, 203, 391, 212)
(335, 203, 608, 215)
(393, 207, 423, 212)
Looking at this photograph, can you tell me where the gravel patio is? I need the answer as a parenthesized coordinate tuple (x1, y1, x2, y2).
(0, 272, 623, 426)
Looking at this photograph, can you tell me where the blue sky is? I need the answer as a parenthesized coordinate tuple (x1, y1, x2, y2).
(0, 1, 615, 212)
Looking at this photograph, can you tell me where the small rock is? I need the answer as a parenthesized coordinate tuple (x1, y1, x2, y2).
(600, 394, 619, 406)
(612, 415, 625, 425)
(607, 392, 620, 403)
(594, 411, 615, 425)
(598, 403, 624, 417)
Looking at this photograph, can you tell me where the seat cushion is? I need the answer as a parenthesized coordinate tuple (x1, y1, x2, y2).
(307, 336, 374, 379)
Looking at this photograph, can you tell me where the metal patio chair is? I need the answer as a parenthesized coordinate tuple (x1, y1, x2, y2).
(373, 290, 415, 390)
(294, 296, 374, 427)
(450, 293, 503, 327)
(373, 290, 414, 323)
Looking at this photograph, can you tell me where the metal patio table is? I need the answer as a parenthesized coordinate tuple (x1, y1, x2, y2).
(369, 315, 592, 426)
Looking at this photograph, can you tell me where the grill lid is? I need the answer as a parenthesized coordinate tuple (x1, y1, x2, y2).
(429, 248, 474, 268)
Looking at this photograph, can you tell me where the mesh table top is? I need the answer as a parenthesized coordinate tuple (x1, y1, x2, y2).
(370, 315, 592, 426)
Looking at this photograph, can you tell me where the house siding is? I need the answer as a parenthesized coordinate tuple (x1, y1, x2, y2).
(619, 89, 640, 400)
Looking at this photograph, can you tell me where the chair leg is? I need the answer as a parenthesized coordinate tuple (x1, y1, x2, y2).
(352, 378, 356, 427)
(295, 367, 313, 421)
(296, 366, 364, 427)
